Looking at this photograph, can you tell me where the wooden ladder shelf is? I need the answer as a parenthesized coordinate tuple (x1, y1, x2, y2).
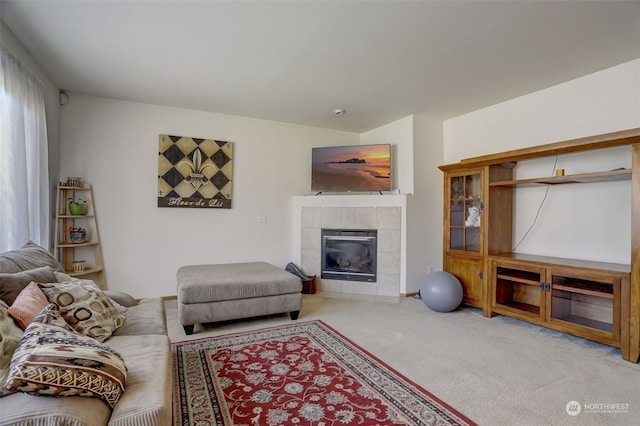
(54, 183, 105, 288)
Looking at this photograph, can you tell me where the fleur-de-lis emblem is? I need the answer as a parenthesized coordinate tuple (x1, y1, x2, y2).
(177, 149, 217, 191)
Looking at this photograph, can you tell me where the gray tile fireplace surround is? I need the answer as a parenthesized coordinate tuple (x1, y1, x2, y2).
(300, 206, 401, 302)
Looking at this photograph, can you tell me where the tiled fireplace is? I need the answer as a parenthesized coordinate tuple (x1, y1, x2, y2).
(293, 195, 406, 301)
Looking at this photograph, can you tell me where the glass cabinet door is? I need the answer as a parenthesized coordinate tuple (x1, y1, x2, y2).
(448, 171, 482, 253)
(546, 271, 619, 341)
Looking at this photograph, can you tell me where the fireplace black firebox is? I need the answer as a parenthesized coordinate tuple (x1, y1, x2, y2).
(321, 229, 377, 282)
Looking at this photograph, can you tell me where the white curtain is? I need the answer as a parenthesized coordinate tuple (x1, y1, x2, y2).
(0, 49, 50, 252)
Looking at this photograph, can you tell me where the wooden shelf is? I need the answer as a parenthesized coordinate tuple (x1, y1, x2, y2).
(490, 253, 631, 275)
(56, 241, 99, 248)
(58, 185, 89, 190)
(553, 283, 613, 299)
(553, 314, 613, 333)
(458, 127, 640, 168)
(54, 184, 105, 288)
(497, 273, 540, 286)
(496, 267, 541, 285)
(490, 168, 631, 187)
(496, 300, 540, 315)
(67, 267, 103, 277)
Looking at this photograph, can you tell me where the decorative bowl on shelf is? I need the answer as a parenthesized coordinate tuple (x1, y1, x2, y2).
(69, 228, 87, 244)
(68, 198, 86, 215)
(72, 261, 86, 272)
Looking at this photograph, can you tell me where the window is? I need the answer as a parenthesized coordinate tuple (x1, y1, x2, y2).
(0, 49, 50, 252)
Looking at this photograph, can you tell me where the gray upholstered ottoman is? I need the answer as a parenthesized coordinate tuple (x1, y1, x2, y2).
(177, 262, 302, 335)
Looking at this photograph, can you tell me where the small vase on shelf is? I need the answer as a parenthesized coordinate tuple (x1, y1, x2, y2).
(68, 227, 87, 244)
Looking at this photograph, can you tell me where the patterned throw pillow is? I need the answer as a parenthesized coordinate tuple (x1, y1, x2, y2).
(7, 282, 50, 329)
(53, 272, 128, 313)
(0, 300, 23, 397)
(39, 279, 126, 342)
(4, 304, 127, 408)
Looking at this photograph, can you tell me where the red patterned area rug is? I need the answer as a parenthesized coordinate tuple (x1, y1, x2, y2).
(172, 320, 476, 426)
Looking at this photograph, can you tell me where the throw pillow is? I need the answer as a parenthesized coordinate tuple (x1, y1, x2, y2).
(103, 290, 138, 309)
(0, 300, 23, 397)
(0, 240, 64, 274)
(0, 266, 57, 306)
(4, 304, 127, 408)
(7, 282, 50, 329)
(53, 271, 128, 313)
(39, 279, 126, 342)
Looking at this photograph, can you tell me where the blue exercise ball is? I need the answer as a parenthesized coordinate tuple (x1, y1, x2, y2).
(420, 271, 463, 312)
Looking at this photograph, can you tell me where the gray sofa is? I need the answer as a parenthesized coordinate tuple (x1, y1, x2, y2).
(0, 241, 172, 425)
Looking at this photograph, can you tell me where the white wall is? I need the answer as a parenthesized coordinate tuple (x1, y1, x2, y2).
(443, 59, 640, 163)
(60, 94, 358, 298)
(406, 115, 443, 293)
(443, 59, 640, 264)
(357, 114, 444, 294)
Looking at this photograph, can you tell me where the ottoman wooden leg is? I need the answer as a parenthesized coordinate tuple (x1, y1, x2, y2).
(290, 311, 300, 320)
(183, 324, 195, 335)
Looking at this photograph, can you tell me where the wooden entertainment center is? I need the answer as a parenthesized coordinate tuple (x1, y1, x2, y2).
(439, 128, 640, 363)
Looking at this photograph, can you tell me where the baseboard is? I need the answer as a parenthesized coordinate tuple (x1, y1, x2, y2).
(160, 293, 414, 301)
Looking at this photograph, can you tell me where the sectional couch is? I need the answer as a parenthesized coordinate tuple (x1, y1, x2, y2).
(0, 241, 172, 425)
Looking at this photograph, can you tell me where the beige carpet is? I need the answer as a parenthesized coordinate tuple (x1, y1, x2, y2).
(165, 294, 640, 426)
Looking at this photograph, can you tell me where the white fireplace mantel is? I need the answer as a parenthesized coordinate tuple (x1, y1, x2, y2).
(291, 194, 407, 300)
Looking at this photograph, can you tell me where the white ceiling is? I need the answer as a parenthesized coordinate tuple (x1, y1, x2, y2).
(1, 1, 639, 133)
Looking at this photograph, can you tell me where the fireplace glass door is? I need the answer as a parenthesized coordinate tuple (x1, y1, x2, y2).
(321, 229, 377, 282)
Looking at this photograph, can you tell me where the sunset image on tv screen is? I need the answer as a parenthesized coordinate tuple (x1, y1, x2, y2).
(311, 144, 391, 192)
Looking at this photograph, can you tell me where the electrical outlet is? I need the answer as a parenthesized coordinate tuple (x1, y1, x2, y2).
(257, 215, 267, 223)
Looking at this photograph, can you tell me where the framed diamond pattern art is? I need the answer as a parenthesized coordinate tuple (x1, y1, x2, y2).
(158, 134, 233, 208)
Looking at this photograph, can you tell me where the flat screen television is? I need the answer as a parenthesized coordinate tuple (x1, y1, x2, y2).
(311, 143, 391, 192)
